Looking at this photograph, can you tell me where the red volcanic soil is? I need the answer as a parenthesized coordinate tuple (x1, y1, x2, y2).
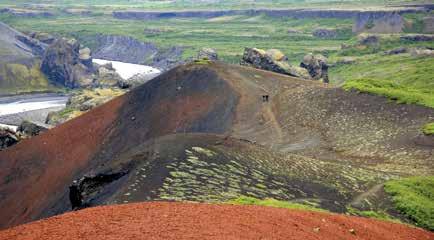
(0, 202, 432, 240)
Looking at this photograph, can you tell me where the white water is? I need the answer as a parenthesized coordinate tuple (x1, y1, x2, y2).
(93, 59, 161, 80)
(0, 99, 67, 117)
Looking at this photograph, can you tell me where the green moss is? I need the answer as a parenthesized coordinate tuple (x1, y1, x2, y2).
(0, 61, 60, 95)
(343, 78, 434, 108)
(346, 207, 400, 223)
(384, 176, 434, 230)
(422, 123, 434, 135)
(227, 196, 327, 212)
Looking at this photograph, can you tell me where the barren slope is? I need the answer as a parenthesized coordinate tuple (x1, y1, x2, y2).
(0, 202, 432, 240)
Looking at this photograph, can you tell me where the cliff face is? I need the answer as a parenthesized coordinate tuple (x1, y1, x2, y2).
(353, 11, 405, 33)
(112, 7, 427, 21)
(93, 34, 184, 70)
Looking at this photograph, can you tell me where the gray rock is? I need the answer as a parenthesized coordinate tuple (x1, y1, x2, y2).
(197, 48, 218, 61)
(41, 38, 94, 88)
(17, 120, 47, 137)
(300, 53, 329, 82)
(241, 48, 310, 79)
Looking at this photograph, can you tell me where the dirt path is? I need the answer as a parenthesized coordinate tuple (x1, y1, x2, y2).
(350, 184, 385, 207)
(1, 202, 432, 240)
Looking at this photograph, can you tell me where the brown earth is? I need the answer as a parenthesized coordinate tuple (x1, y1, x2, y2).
(0, 62, 433, 230)
(0, 202, 432, 240)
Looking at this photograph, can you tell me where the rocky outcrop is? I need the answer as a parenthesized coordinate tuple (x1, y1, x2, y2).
(358, 35, 380, 46)
(353, 12, 404, 33)
(95, 63, 123, 87)
(17, 120, 47, 137)
(241, 48, 310, 79)
(312, 29, 337, 39)
(15, 35, 47, 57)
(69, 170, 128, 210)
(0, 22, 52, 96)
(0, 127, 19, 150)
(27, 32, 56, 45)
(410, 48, 434, 57)
(300, 54, 329, 83)
(46, 88, 125, 126)
(197, 48, 218, 60)
(41, 38, 95, 88)
(92, 34, 184, 71)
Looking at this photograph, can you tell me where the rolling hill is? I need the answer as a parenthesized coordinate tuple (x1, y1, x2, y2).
(0, 61, 433, 229)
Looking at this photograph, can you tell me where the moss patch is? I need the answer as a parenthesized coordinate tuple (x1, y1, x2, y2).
(422, 123, 434, 135)
(384, 176, 434, 230)
(228, 196, 327, 212)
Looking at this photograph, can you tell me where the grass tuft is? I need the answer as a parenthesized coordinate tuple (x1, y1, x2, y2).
(422, 123, 434, 135)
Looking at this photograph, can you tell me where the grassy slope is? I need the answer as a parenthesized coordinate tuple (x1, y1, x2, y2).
(384, 176, 434, 230)
(228, 196, 327, 212)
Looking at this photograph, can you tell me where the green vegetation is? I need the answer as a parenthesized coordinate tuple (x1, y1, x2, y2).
(346, 207, 399, 223)
(422, 123, 434, 135)
(0, 61, 60, 95)
(384, 176, 434, 230)
(0, 13, 353, 63)
(228, 196, 327, 212)
(333, 54, 434, 108)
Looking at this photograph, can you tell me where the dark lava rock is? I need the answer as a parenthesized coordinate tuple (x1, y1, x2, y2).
(312, 29, 337, 39)
(17, 120, 47, 137)
(300, 53, 329, 82)
(358, 35, 380, 46)
(41, 38, 94, 88)
(400, 34, 434, 42)
(0, 127, 19, 150)
(241, 48, 310, 79)
(197, 48, 218, 61)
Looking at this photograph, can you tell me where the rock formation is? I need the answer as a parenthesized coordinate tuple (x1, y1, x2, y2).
(300, 53, 329, 82)
(41, 38, 95, 88)
(353, 12, 404, 33)
(0, 127, 19, 150)
(17, 120, 47, 137)
(197, 48, 218, 61)
(240, 48, 310, 79)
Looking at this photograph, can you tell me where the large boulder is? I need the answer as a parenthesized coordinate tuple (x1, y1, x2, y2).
(41, 38, 94, 88)
(240, 48, 310, 79)
(197, 48, 218, 61)
(300, 53, 329, 83)
(17, 120, 47, 137)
